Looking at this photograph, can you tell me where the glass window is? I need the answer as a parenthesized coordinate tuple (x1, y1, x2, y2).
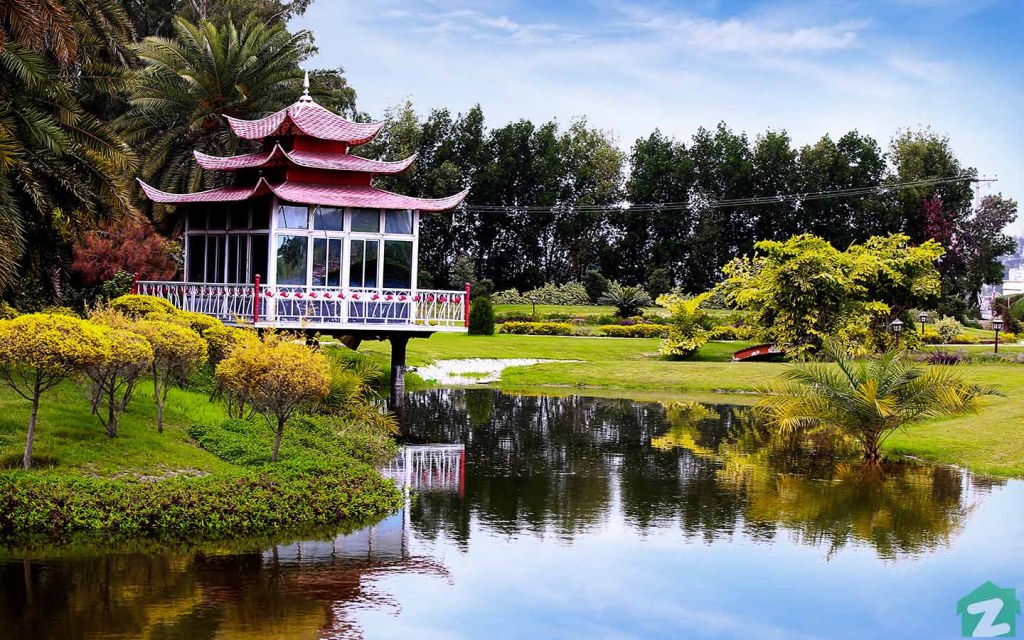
(208, 207, 227, 231)
(226, 235, 249, 283)
(313, 206, 344, 232)
(277, 204, 308, 229)
(204, 235, 225, 283)
(276, 235, 307, 285)
(312, 238, 343, 287)
(250, 235, 269, 280)
(186, 235, 205, 281)
(383, 240, 413, 288)
(384, 210, 413, 234)
(251, 202, 271, 229)
(187, 206, 206, 231)
(351, 208, 380, 233)
(348, 239, 378, 288)
(229, 203, 250, 230)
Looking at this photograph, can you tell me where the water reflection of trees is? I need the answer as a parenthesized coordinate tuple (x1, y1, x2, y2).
(400, 390, 1004, 559)
(0, 534, 448, 639)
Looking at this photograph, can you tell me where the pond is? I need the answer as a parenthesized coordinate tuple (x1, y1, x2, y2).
(2, 390, 1022, 639)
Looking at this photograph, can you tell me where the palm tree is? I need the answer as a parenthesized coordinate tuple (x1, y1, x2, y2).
(756, 341, 1000, 461)
(599, 281, 652, 318)
(0, 0, 136, 292)
(118, 16, 355, 215)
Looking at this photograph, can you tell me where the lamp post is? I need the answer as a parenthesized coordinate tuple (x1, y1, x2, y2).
(993, 318, 1003, 354)
(919, 311, 928, 336)
(890, 318, 904, 347)
(530, 296, 537, 321)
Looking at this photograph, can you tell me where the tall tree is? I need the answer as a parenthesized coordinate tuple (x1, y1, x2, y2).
(118, 16, 356, 217)
(0, 0, 137, 296)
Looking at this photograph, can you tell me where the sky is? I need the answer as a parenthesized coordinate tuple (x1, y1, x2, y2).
(293, 0, 1024, 232)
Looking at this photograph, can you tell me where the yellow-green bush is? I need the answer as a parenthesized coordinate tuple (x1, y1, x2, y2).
(599, 324, 669, 338)
(0, 314, 107, 469)
(0, 302, 16, 320)
(110, 294, 176, 318)
(133, 319, 208, 432)
(656, 292, 714, 358)
(84, 327, 154, 437)
(216, 332, 330, 461)
(499, 321, 574, 336)
(707, 325, 756, 341)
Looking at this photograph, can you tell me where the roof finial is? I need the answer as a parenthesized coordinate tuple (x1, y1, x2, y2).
(297, 70, 313, 105)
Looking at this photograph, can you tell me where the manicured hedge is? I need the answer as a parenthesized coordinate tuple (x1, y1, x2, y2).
(499, 321, 574, 336)
(0, 463, 401, 541)
(707, 325, 756, 341)
(599, 324, 669, 338)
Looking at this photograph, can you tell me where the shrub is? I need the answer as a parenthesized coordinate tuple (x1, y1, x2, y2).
(317, 350, 395, 436)
(656, 292, 714, 358)
(110, 294, 176, 318)
(468, 297, 496, 335)
(133, 319, 209, 432)
(935, 316, 965, 343)
(72, 219, 179, 285)
(921, 350, 967, 365)
(0, 301, 17, 320)
(647, 268, 673, 299)
(215, 332, 331, 462)
(492, 288, 524, 305)
(599, 324, 670, 338)
(951, 333, 978, 345)
(708, 325, 756, 341)
(0, 314, 107, 469)
(97, 271, 136, 301)
(584, 270, 609, 304)
(83, 327, 154, 437)
(499, 321, 574, 336)
(599, 282, 652, 318)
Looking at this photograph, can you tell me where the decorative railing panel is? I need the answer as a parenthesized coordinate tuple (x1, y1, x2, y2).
(135, 281, 468, 329)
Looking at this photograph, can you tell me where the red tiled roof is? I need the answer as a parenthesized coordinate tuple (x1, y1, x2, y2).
(193, 145, 416, 175)
(138, 178, 468, 213)
(225, 102, 382, 144)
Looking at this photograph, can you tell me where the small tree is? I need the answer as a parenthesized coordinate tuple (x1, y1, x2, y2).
(72, 219, 178, 285)
(599, 282, 652, 318)
(656, 292, 713, 358)
(133, 320, 208, 432)
(468, 297, 496, 335)
(216, 332, 330, 462)
(0, 315, 106, 469)
(84, 328, 154, 437)
(757, 342, 1000, 460)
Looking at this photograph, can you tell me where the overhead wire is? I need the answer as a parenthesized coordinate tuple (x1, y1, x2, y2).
(459, 175, 996, 214)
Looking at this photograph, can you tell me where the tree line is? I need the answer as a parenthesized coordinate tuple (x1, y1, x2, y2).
(0, 0, 1016, 318)
(370, 103, 1016, 316)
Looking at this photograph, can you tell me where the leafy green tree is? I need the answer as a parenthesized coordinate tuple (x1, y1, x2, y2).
(119, 16, 355, 216)
(584, 269, 609, 303)
(757, 342, 999, 460)
(0, 0, 136, 294)
(721, 234, 943, 357)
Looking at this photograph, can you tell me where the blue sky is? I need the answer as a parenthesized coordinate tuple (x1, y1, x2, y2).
(293, 0, 1024, 232)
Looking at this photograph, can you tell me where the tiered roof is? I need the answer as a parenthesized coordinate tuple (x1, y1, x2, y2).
(139, 76, 468, 213)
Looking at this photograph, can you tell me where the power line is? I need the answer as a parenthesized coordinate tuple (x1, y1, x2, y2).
(459, 175, 995, 214)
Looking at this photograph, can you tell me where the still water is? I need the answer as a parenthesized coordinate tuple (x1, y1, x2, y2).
(2, 390, 1022, 639)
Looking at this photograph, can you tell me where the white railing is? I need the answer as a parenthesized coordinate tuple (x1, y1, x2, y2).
(135, 281, 469, 330)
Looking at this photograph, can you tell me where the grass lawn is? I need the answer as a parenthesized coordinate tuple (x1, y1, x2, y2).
(354, 332, 1024, 477)
(0, 381, 231, 476)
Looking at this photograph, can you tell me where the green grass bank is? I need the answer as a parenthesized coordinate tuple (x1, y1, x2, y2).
(355, 333, 1024, 478)
(0, 381, 402, 544)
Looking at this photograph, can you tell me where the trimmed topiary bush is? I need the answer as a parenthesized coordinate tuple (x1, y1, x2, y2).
(468, 297, 496, 335)
(110, 294, 176, 318)
(599, 324, 670, 338)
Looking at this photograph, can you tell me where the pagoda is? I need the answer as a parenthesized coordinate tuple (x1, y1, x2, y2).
(135, 75, 470, 389)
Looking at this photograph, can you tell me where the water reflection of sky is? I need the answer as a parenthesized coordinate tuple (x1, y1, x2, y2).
(350, 391, 1024, 640)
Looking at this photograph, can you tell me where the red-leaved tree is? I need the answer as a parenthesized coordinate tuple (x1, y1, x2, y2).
(72, 220, 178, 284)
